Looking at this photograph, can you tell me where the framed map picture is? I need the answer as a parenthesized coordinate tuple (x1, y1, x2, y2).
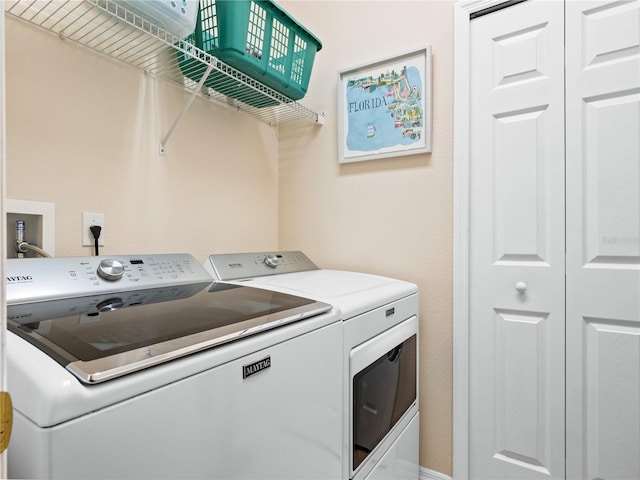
(338, 46, 432, 163)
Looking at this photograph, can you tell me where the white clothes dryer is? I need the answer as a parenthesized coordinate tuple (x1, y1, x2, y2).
(205, 251, 420, 480)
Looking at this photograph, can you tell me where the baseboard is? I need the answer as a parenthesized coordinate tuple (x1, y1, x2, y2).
(420, 466, 453, 480)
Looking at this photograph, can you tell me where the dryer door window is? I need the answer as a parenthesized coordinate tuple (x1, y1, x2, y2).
(350, 317, 417, 472)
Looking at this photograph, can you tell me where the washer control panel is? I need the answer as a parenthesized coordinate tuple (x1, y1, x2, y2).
(6, 254, 212, 304)
(205, 251, 318, 281)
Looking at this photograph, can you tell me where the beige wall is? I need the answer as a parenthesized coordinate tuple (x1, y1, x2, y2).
(5, 0, 455, 476)
(5, 16, 280, 260)
(278, 1, 454, 475)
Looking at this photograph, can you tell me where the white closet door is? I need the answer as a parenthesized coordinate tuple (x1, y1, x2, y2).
(565, 2, 640, 479)
(468, 1, 565, 478)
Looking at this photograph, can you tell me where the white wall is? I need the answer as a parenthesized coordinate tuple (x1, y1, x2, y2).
(278, 1, 455, 475)
(5, 16, 280, 261)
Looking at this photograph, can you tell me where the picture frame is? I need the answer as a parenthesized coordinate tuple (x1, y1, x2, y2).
(337, 46, 432, 164)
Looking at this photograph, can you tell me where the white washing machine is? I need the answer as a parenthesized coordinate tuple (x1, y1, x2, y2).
(205, 251, 420, 480)
(6, 254, 343, 479)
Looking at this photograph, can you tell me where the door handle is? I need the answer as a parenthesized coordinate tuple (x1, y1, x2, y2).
(515, 281, 527, 293)
(362, 403, 378, 415)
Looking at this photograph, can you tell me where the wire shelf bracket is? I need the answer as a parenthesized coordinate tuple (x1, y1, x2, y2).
(159, 63, 213, 156)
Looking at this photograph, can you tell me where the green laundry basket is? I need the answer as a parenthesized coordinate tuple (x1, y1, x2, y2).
(178, 0, 322, 107)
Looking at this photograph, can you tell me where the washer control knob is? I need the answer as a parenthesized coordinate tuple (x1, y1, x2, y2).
(96, 297, 125, 312)
(264, 254, 282, 268)
(97, 259, 125, 281)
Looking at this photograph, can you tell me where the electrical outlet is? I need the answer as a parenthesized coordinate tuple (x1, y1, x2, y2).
(82, 212, 105, 247)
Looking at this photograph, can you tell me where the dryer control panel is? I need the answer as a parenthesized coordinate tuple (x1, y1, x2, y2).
(6, 254, 212, 304)
(205, 251, 318, 281)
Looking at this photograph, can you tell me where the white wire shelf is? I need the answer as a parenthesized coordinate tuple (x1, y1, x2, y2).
(5, 0, 325, 130)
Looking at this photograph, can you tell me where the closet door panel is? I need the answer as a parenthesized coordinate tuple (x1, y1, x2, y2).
(566, 1, 640, 479)
(582, 90, 639, 267)
(468, 1, 565, 478)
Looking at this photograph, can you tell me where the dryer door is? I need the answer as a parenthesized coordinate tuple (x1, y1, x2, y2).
(350, 316, 418, 475)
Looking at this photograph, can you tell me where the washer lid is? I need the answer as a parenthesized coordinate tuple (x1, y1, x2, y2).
(8, 282, 331, 384)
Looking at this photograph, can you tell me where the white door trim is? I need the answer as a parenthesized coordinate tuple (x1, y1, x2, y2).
(452, 1, 519, 478)
(0, 4, 8, 475)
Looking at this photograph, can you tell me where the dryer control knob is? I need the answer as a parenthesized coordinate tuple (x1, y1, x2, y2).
(97, 259, 125, 281)
(264, 254, 282, 268)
